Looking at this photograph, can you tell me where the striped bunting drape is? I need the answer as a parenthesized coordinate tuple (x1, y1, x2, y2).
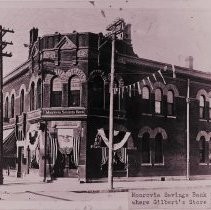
(101, 147, 127, 165)
(119, 147, 127, 164)
(47, 131, 58, 166)
(102, 147, 108, 166)
(73, 137, 80, 167)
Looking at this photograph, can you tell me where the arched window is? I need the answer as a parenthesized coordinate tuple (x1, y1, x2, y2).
(199, 95, 205, 119)
(51, 77, 62, 107)
(155, 88, 162, 114)
(141, 133, 150, 164)
(142, 86, 150, 113)
(20, 89, 25, 114)
(199, 136, 206, 163)
(5, 97, 9, 119)
(37, 79, 42, 109)
(167, 90, 174, 116)
(11, 94, 15, 118)
(155, 133, 163, 164)
(30, 82, 35, 111)
(69, 76, 81, 107)
(89, 75, 104, 108)
(113, 80, 119, 110)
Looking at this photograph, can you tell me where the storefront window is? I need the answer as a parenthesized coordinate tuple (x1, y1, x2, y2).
(154, 133, 163, 164)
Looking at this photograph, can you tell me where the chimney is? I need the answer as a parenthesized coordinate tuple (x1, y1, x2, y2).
(185, 56, 193, 69)
(123, 24, 132, 45)
(29, 27, 38, 44)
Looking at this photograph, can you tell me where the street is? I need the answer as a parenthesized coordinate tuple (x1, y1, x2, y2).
(1, 171, 211, 210)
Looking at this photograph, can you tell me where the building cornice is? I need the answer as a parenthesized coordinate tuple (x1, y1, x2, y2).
(3, 60, 30, 85)
(117, 53, 211, 81)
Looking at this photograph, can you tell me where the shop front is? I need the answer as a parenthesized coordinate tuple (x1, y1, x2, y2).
(21, 120, 83, 179)
(89, 124, 135, 179)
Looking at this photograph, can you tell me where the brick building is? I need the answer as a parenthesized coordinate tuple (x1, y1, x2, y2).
(3, 22, 211, 181)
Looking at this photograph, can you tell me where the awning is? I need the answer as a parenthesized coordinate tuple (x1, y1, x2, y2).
(3, 129, 16, 158)
(3, 129, 14, 143)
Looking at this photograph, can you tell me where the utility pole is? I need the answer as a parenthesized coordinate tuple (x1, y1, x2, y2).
(0, 25, 14, 185)
(105, 18, 125, 190)
(186, 78, 190, 180)
(108, 33, 115, 190)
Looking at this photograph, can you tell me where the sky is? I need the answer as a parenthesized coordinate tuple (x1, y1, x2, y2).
(1, 0, 211, 76)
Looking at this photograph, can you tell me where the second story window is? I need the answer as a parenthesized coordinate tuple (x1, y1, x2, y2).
(20, 89, 25, 114)
(68, 76, 81, 107)
(142, 86, 150, 113)
(11, 94, 15, 118)
(5, 97, 9, 119)
(167, 90, 174, 116)
(113, 80, 119, 110)
(89, 76, 104, 109)
(199, 95, 205, 119)
(37, 79, 42, 109)
(51, 77, 62, 107)
(30, 82, 35, 111)
(155, 88, 162, 114)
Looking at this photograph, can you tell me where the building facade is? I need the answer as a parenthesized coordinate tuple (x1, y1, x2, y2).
(3, 23, 211, 182)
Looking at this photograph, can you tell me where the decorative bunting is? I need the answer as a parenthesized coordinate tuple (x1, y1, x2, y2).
(111, 64, 174, 98)
(172, 64, 176, 78)
(121, 87, 124, 99)
(137, 82, 141, 95)
(132, 83, 136, 96)
(152, 73, 157, 82)
(129, 85, 132, 97)
(158, 70, 166, 84)
(147, 77, 153, 90)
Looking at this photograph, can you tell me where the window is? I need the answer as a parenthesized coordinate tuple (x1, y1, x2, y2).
(11, 94, 15, 118)
(142, 86, 150, 113)
(30, 82, 35, 111)
(69, 76, 81, 107)
(5, 97, 9, 119)
(199, 136, 206, 163)
(113, 80, 119, 110)
(89, 76, 104, 108)
(209, 98, 211, 119)
(20, 89, 25, 114)
(51, 77, 62, 107)
(155, 89, 162, 114)
(167, 90, 174, 116)
(154, 133, 163, 164)
(37, 79, 42, 109)
(199, 95, 206, 119)
(141, 133, 150, 164)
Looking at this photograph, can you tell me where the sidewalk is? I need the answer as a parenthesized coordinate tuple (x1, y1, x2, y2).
(2, 170, 211, 194)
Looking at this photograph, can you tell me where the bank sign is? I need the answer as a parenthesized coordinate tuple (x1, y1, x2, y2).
(42, 108, 86, 116)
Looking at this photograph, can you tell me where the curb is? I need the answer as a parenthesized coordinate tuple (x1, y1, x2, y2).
(72, 188, 129, 193)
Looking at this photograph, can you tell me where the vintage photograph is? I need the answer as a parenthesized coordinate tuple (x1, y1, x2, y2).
(1, 0, 211, 209)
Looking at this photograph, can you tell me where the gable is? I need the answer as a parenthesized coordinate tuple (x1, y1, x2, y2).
(55, 36, 76, 50)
